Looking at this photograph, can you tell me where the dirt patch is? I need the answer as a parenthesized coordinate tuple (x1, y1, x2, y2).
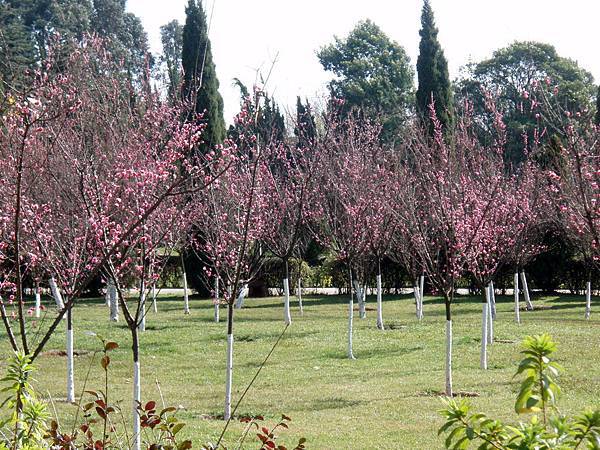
(41, 349, 91, 357)
(385, 322, 407, 330)
(494, 339, 516, 344)
(353, 307, 376, 312)
(418, 390, 480, 398)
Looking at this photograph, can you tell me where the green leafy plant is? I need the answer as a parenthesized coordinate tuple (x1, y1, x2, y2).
(439, 333, 600, 449)
(0, 351, 49, 449)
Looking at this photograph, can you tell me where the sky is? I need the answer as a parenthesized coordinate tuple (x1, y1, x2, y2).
(126, 0, 600, 124)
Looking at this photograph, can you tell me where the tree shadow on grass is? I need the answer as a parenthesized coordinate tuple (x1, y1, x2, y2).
(323, 345, 423, 360)
(300, 397, 363, 412)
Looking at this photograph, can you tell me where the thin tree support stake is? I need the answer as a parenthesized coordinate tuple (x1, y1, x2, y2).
(66, 307, 75, 403)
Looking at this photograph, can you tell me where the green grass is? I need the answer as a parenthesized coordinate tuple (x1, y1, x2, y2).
(6, 292, 600, 449)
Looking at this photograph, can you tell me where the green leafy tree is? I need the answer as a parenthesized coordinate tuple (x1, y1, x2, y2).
(0, 0, 93, 89)
(1, 0, 149, 90)
(416, 0, 453, 132)
(181, 0, 225, 151)
(317, 19, 414, 142)
(160, 20, 183, 102)
(457, 41, 595, 162)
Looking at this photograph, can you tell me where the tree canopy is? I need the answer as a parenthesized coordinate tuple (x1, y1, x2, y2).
(317, 19, 414, 142)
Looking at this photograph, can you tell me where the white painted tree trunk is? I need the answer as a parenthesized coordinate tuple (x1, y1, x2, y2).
(132, 360, 141, 450)
(224, 333, 233, 420)
(104, 284, 109, 307)
(283, 278, 292, 325)
(585, 280, 592, 319)
(419, 274, 425, 318)
(487, 284, 493, 345)
(481, 293, 488, 370)
(34, 283, 41, 318)
(66, 308, 75, 403)
(520, 271, 533, 310)
(138, 284, 146, 332)
(376, 274, 384, 330)
(182, 270, 190, 315)
(514, 272, 520, 324)
(445, 320, 453, 396)
(108, 282, 118, 322)
(490, 281, 497, 320)
(348, 272, 356, 360)
(355, 281, 367, 319)
(297, 278, 303, 315)
(152, 284, 157, 313)
(49, 277, 64, 310)
(413, 283, 421, 320)
(214, 277, 220, 323)
(235, 284, 246, 309)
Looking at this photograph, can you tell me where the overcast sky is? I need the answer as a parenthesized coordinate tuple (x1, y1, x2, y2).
(126, 0, 600, 124)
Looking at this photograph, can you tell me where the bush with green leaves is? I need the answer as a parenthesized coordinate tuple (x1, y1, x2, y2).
(0, 351, 49, 450)
(439, 333, 600, 449)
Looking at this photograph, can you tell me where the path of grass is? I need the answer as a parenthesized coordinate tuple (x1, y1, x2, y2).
(5, 292, 600, 449)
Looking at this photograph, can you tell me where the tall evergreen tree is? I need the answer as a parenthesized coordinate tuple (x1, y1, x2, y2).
(295, 97, 316, 147)
(596, 85, 600, 126)
(181, 0, 225, 151)
(416, 0, 453, 131)
(160, 20, 183, 102)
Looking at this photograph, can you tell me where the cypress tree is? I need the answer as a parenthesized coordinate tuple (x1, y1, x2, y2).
(416, 0, 453, 132)
(596, 85, 600, 126)
(294, 97, 316, 147)
(181, 0, 225, 151)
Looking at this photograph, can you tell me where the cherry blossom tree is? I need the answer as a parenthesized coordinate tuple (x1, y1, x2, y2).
(260, 142, 314, 325)
(310, 108, 381, 358)
(0, 39, 225, 448)
(394, 103, 506, 396)
(193, 93, 267, 421)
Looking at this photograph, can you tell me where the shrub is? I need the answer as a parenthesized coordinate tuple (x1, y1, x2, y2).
(439, 333, 600, 449)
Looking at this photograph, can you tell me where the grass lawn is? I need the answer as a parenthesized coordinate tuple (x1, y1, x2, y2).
(6, 291, 600, 449)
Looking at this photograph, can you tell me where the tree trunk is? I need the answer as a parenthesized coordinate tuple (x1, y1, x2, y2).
(520, 271, 533, 310)
(297, 278, 303, 315)
(514, 272, 520, 324)
(354, 280, 366, 319)
(490, 281, 497, 320)
(109, 282, 119, 322)
(182, 264, 190, 315)
(376, 260, 384, 330)
(132, 328, 141, 450)
(413, 282, 421, 320)
(34, 283, 41, 319)
(66, 307, 75, 403)
(152, 284, 157, 313)
(224, 302, 234, 420)
(487, 284, 493, 345)
(283, 260, 292, 325)
(419, 274, 425, 318)
(585, 279, 592, 319)
(214, 277, 220, 323)
(480, 287, 488, 370)
(348, 269, 356, 360)
(444, 298, 453, 396)
(138, 281, 146, 332)
(49, 277, 64, 310)
(234, 284, 246, 309)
